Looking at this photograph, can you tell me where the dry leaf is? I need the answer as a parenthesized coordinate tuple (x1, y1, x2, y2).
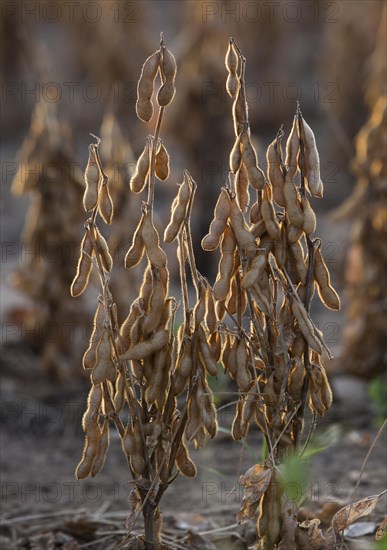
(331, 493, 384, 533)
(237, 465, 272, 523)
(376, 518, 387, 541)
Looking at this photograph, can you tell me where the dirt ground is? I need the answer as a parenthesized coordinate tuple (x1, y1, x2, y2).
(1, 338, 386, 549)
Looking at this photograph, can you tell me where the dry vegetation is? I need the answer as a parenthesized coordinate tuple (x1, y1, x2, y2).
(66, 37, 385, 549)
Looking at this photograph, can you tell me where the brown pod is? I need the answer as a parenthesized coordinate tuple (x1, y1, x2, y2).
(232, 400, 244, 441)
(225, 39, 238, 74)
(76, 424, 101, 479)
(241, 251, 266, 290)
(284, 176, 304, 228)
(301, 117, 322, 197)
(236, 163, 250, 213)
(155, 141, 170, 181)
(291, 297, 322, 355)
(136, 50, 161, 122)
(213, 225, 236, 301)
(236, 338, 251, 392)
(261, 185, 281, 241)
(157, 46, 177, 107)
(130, 139, 150, 193)
(198, 327, 218, 377)
(176, 439, 197, 477)
(119, 303, 140, 352)
(91, 419, 110, 477)
(121, 328, 169, 360)
(301, 195, 316, 235)
(288, 358, 305, 399)
(142, 210, 167, 267)
(285, 116, 299, 179)
(92, 329, 116, 384)
(113, 370, 125, 413)
(98, 181, 114, 224)
(125, 212, 145, 268)
(143, 268, 166, 335)
(94, 226, 113, 272)
(229, 197, 256, 259)
(83, 146, 100, 211)
(313, 244, 340, 310)
(201, 188, 231, 251)
(83, 301, 105, 369)
(266, 139, 286, 208)
(164, 173, 191, 243)
(230, 133, 242, 174)
(241, 132, 265, 190)
(71, 231, 93, 297)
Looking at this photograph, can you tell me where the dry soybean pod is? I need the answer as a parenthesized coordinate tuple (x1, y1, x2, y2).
(98, 179, 114, 224)
(142, 208, 167, 267)
(176, 438, 197, 477)
(121, 328, 169, 360)
(261, 185, 281, 241)
(313, 241, 340, 310)
(83, 301, 104, 369)
(284, 176, 304, 228)
(136, 49, 161, 122)
(241, 250, 266, 290)
(91, 419, 110, 477)
(300, 116, 323, 198)
(201, 188, 231, 251)
(213, 224, 236, 301)
(124, 212, 145, 268)
(83, 145, 100, 211)
(229, 132, 242, 174)
(155, 140, 170, 181)
(130, 138, 151, 193)
(236, 163, 250, 213)
(285, 115, 299, 179)
(92, 328, 116, 384)
(157, 44, 177, 107)
(225, 39, 239, 98)
(94, 225, 113, 272)
(142, 267, 166, 335)
(241, 131, 265, 190)
(291, 296, 322, 354)
(266, 137, 286, 208)
(71, 230, 93, 297)
(229, 196, 256, 259)
(301, 194, 316, 235)
(164, 173, 191, 243)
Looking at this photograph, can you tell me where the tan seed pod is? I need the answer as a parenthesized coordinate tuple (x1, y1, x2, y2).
(130, 139, 150, 193)
(155, 141, 170, 181)
(266, 139, 286, 208)
(176, 439, 197, 477)
(76, 424, 100, 479)
(236, 163, 250, 213)
(142, 210, 167, 267)
(272, 222, 287, 268)
(309, 386, 326, 417)
(226, 72, 239, 99)
(198, 327, 218, 377)
(242, 386, 259, 435)
(301, 118, 322, 197)
(232, 400, 244, 441)
(291, 297, 323, 354)
(301, 195, 316, 235)
(201, 188, 231, 251)
(121, 328, 169, 360)
(205, 285, 217, 333)
(289, 241, 308, 284)
(172, 338, 192, 396)
(230, 197, 256, 258)
(142, 268, 166, 335)
(285, 116, 299, 179)
(94, 226, 113, 272)
(194, 281, 207, 328)
(313, 244, 340, 310)
(136, 50, 161, 122)
(232, 85, 246, 134)
(250, 200, 261, 224)
(288, 358, 305, 399)
(98, 182, 114, 224)
(215, 299, 227, 321)
(284, 176, 304, 228)
(164, 174, 192, 243)
(287, 222, 303, 243)
(119, 303, 140, 352)
(157, 46, 177, 107)
(125, 213, 145, 268)
(236, 338, 251, 392)
(83, 301, 105, 369)
(186, 396, 202, 442)
(92, 329, 116, 384)
(113, 370, 125, 413)
(208, 331, 221, 363)
(122, 423, 135, 456)
(241, 251, 266, 290)
(91, 419, 110, 477)
(225, 39, 238, 73)
(83, 146, 100, 211)
(230, 133, 242, 173)
(261, 186, 281, 241)
(241, 132, 265, 190)
(71, 230, 93, 297)
(213, 225, 236, 301)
